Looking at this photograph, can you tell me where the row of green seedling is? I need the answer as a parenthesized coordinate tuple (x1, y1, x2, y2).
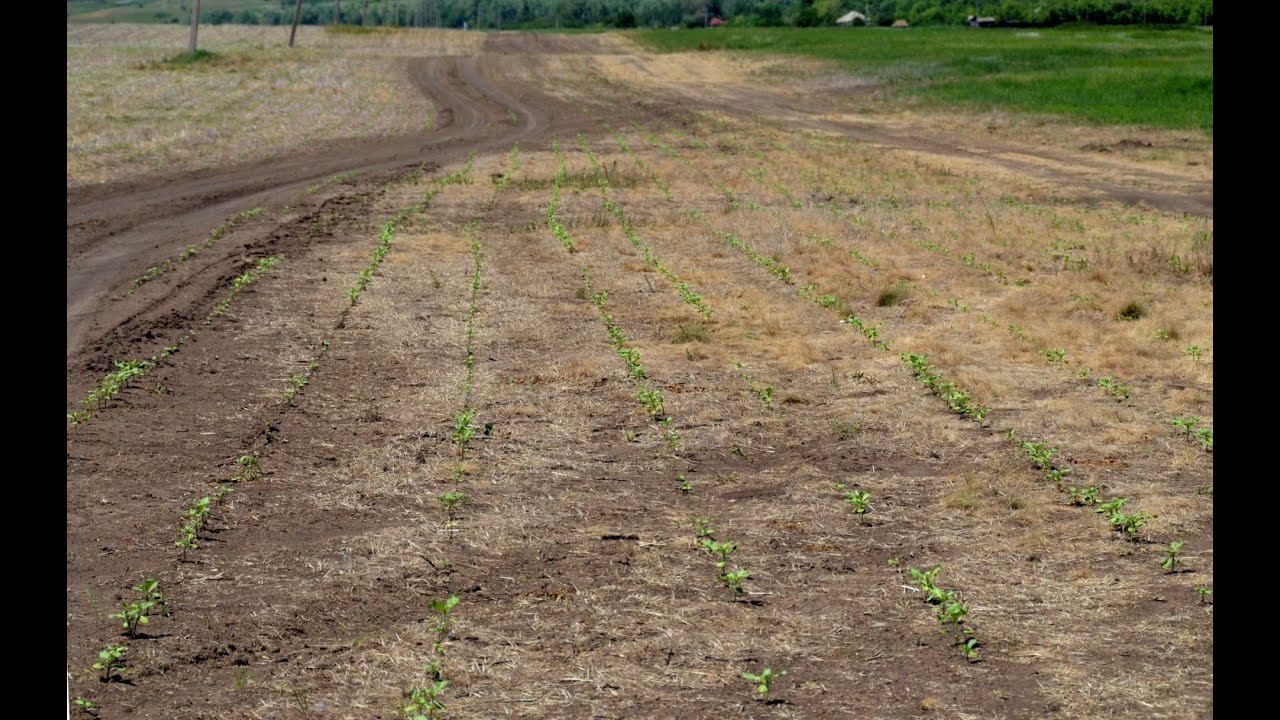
(85, 576, 171, 696)
(577, 134, 713, 321)
(70, 256, 283, 425)
(948, 298, 1135, 403)
(403, 594, 460, 719)
(905, 565, 980, 661)
(694, 518, 752, 598)
(900, 353, 990, 422)
(547, 139, 577, 253)
(1013, 435, 1157, 542)
(450, 235, 486, 462)
(580, 267, 680, 452)
(174, 451, 264, 556)
(606, 125, 673, 201)
(545, 157, 685, 454)
(284, 161, 475, 404)
(129, 207, 265, 292)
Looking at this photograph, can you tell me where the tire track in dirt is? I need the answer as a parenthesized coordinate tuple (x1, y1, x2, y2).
(581, 48, 1211, 216)
(67, 44, 583, 360)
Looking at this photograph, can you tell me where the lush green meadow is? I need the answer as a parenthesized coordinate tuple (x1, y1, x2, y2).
(68, 0, 283, 24)
(637, 26, 1212, 132)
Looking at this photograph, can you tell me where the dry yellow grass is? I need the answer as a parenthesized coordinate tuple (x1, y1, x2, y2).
(67, 24, 485, 186)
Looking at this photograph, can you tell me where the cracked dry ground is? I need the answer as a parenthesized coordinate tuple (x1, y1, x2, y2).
(68, 36, 1211, 720)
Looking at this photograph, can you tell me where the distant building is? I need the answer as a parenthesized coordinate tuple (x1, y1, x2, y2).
(967, 15, 998, 27)
(709, 16, 727, 27)
(891, 19, 909, 28)
(836, 11, 867, 26)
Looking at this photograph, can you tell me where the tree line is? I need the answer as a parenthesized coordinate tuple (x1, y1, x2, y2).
(170, 0, 1215, 29)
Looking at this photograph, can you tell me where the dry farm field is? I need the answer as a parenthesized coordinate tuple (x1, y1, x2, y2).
(67, 23, 1212, 720)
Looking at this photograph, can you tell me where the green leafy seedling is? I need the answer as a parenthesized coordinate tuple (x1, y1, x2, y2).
(403, 680, 448, 719)
(1162, 540, 1185, 574)
(1068, 485, 1101, 506)
(1171, 416, 1201, 437)
(92, 644, 128, 682)
(720, 568, 751, 595)
(741, 667, 786, 700)
(109, 578, 169, 637)
(1194, 427, 1213, 451)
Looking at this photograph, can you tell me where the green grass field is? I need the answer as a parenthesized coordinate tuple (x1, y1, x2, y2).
(68, 0, 281, 24)
(637, 26, 1212, 133)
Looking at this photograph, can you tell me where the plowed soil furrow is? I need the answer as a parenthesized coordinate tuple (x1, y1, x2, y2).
(69, 29, 1210, 720)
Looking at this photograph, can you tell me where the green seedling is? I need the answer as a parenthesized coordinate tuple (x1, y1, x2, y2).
(700, 539, 738, 570)
(636, 386, 664, 418)
(1184, 345, 1207, 363)
(92, 644, 128, 682)
(908, 565, 949, 604)
(1112, 510, 1153, 539)
(660, 416, 680, 449)
(1068, 485, 1101, 506)
(833, 483, 871, 514)
(937, 597, 970, 625)
(451, 409, 477, 453)
(1019, 440, 1057, 469)
(741, 667, 786, 700)
(677, 475, 693, 493)
(1171, 416, 1201, 437)
(1194, 427, 1213, 451)
(283, 372, 308, 401)
(1044, 466, 1072, 487)
(720, 568, 751, 595)
(438, 492, 470, 519)
(72, 698, 96, 715)
(693, 518, 715, 538)
(403, 681, 448, 720)
(109, 578, 169, 637)
(1162, 540, 1185, 574)
(233, 451, 263, 483)
(1196, 586, 1213, 604)
(1041, 348, 1067, 363)
(1097, 376, 1131, 400)
(1095, 498, 1129, 519)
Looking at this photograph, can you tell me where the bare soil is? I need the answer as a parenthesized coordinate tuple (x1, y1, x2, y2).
(67, 29, 1212, 720)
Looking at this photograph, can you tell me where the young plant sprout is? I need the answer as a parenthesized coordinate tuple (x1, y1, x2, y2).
(1162, 540, 1185, 574)
(92, 644, 128, 682)
(109, 578, 169, 637)
(741, 667, 786, 700)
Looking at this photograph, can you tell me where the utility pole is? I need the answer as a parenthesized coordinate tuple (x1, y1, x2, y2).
(289, 0, 304, 47)
(188, 0, 201, 54)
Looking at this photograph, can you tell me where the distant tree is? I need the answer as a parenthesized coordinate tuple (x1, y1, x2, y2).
(753, 2, 784, 25)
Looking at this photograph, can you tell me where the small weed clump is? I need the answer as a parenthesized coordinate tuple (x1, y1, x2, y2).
(876, 281, 911, 307)
(1116, 301, 1146, 321)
